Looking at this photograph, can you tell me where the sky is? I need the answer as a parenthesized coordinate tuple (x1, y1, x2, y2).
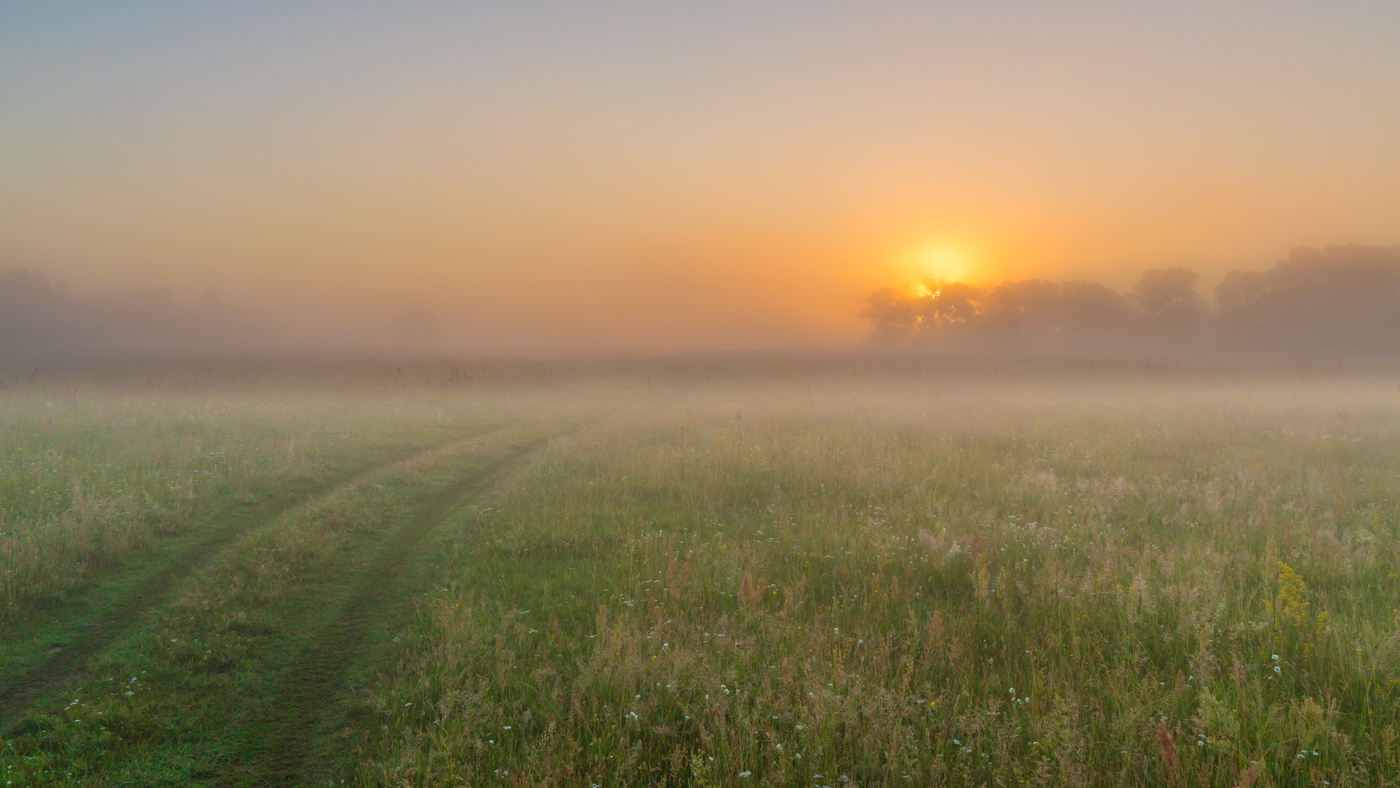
(3, 2, 1399, 353)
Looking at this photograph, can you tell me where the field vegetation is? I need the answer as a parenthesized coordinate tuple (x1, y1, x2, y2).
(2, 362, 1398, 786)
(0, 386, 494, 607)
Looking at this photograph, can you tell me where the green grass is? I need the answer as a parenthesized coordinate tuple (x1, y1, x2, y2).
(3, 367, 1399, 786)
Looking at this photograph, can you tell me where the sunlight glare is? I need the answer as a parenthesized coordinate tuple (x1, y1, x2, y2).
(902, 242, 975, 286)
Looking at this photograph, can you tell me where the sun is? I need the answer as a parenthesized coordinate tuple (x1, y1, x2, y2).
(895, 242, 975, 286)
(917, 244, 972, 283)
(877, 236, 989, 294)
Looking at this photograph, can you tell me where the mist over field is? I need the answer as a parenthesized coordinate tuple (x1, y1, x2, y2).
(865, 245, 1400, 357)
(0, 268, 442, 358)
(5, 3, 1400, 785)
(2, 360, 1400, 786)
(7, 6, 1400, 356)
(6, 241, 1400, 360)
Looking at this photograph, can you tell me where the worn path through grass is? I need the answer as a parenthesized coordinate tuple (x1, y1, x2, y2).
(0, 414, 585, 785)
(0, 426, 491, 727)
(237, 433, 563, 785)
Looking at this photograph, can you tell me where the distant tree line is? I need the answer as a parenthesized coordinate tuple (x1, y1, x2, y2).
(0, 268, 253, 354)
(864, 245, 1400, 354)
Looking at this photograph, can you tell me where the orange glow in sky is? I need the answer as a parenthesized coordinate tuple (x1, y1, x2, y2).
(2, 4, 1398, 353)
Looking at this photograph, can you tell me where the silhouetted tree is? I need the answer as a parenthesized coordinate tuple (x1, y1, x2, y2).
(861, 287, 923, 338)
(864, 246, 1400, 354)
(0, 269, 80, 344)
(1058, 280, 1139, 335)
(0, 267, 257, 353)
(980, 279, 1062, 338)
(1216, 245, 1400, 351)
(1132, 267, 1208, 330)
(861, 281, 987, 342)
(917, 281, 983, 332)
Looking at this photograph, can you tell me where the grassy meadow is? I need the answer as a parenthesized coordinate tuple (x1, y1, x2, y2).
(2, 361, 1399, 786)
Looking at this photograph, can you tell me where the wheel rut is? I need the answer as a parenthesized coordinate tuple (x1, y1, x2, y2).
(235, 434, 556, 786)
(0, 427, 503, 729)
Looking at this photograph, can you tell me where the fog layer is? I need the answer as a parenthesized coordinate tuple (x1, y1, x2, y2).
(864, 245, 1400, 356)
